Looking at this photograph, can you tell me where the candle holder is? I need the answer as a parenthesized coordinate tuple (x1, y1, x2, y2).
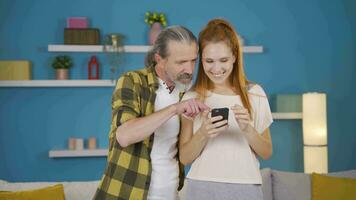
(104, 33, 125, 82)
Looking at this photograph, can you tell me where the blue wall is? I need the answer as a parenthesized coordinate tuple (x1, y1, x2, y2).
(1, 0, 355, 181)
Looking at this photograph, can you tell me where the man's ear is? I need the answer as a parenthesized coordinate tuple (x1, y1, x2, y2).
(154, 53, 162, 64)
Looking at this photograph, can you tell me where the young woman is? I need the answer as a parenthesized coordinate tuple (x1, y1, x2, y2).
(179, 19, 273, 200)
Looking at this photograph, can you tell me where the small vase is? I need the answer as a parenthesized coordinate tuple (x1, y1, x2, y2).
(56, 69, 69, 80)
(149, 22, 162, 45)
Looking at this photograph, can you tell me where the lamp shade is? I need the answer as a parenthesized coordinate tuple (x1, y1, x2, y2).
(302, 93, 327, 145)
(304, 146, 328, 173)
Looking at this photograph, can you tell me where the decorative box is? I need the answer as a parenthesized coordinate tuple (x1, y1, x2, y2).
(275, 94, 302, 112)
(0, 60, 32, 80)
(67, 17, 88, 29)
(64, 28, 100, 45)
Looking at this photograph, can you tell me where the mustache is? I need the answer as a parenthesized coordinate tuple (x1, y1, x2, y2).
(177, 73, 193, 80)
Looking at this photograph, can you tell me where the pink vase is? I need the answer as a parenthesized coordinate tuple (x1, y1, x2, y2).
(149, 22, 162, 45)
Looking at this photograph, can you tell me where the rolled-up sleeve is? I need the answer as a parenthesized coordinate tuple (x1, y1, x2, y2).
(112, 74, 141, 128)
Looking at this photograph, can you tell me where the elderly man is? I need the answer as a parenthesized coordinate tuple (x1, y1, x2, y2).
(94, 26, 208, 200)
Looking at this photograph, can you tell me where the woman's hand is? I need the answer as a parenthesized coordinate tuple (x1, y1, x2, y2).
(198, 110, 229, 138)
(231, 105, 273, 160)
(231, 104, 251, 131)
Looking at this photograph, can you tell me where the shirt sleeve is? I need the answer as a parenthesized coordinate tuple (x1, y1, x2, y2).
(252, 85, 273, 134)
(112, 74, 141, 128)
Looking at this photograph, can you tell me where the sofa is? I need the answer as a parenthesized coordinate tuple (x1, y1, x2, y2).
(1, 168, 355, 200)
(260, 168, 356, 200)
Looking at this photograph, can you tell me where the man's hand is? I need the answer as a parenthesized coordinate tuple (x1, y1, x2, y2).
(174, 98, 210, 119)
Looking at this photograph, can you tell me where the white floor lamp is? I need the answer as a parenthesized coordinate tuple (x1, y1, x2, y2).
(302, 93, 328, 173)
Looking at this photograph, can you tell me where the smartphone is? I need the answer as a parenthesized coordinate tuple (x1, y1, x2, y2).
(211, 107, 229, 127)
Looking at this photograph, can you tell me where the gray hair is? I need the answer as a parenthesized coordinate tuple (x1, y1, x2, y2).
(145, 25, 197, 67)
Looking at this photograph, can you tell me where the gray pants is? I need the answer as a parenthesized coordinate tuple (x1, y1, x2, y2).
(184, 179, 263, 200)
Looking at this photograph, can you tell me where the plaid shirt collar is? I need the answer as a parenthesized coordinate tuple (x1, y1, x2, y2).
(146, 65, 160, 90)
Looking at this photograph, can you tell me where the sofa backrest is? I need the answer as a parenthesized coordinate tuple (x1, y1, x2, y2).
(260, 168, 356, 200)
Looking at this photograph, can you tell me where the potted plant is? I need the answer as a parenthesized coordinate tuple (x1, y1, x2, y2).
(51, 55, 73, 80)
(144, 11, 167, 45)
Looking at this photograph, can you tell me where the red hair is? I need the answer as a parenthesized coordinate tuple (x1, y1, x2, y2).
(193, 18, 252, 115)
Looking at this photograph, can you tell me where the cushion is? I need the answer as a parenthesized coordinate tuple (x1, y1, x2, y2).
(62, 181, 99, 199)
(0, 184, 65, 200)
(311, 173, 356, 200)
(272, 170, 311, 200)
(328, 169, 356, 179)
(261, 168, 273, 200)
(0, 180, 99, 199)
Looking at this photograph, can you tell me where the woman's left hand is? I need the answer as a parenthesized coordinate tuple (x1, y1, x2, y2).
(231, 104, 251, 131)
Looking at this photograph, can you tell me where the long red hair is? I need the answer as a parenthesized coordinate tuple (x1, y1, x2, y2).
(193, 18, 252, 115)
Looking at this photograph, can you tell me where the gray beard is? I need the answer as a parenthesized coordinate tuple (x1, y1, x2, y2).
(174, 80, 192, 93)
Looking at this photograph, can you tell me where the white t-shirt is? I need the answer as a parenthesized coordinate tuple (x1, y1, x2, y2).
(182, 84, 273, 184)
(147, 78, 180, 200)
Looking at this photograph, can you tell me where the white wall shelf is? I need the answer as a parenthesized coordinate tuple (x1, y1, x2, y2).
(48, 45, 150, 53)
(243, 46, 264, 53)
(48, 113, 301, 158)
(272, 112, 302, 120)
(0, 80, 116, 87)
(0, 82, 302, 118)
(48, 44, 263, 53)
(49, 149, 108, 158)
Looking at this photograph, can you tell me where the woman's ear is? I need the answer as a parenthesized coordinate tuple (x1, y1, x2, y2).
(232, 55, 236, 64)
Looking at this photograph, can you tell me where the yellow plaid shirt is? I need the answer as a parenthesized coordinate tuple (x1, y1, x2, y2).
(93, 66, 185, 200)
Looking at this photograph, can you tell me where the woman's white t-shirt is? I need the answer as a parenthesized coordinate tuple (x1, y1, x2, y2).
(182, 84, 273, 184)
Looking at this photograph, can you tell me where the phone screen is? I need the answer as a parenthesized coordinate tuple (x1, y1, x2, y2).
(211, 107, 229, 125)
